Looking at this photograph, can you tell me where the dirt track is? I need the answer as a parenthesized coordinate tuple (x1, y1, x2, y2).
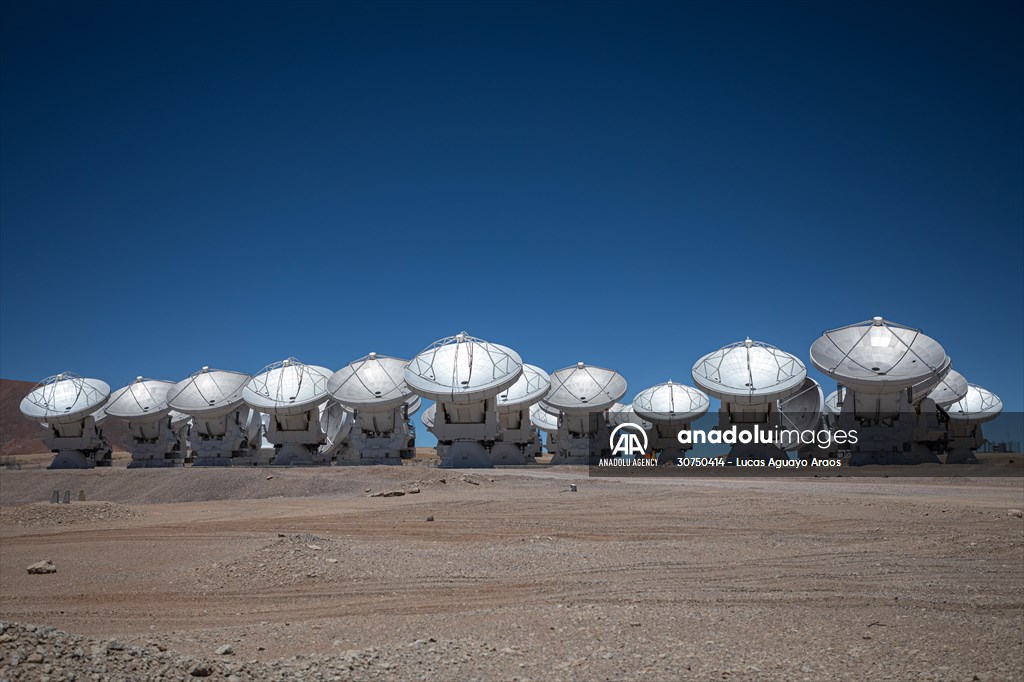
(1, 465, 1023, 680)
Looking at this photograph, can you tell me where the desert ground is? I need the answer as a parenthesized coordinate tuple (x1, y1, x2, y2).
(1, 454, 1022, 681)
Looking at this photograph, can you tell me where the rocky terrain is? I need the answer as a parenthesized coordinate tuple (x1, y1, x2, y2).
(1, 465, 1022, 680)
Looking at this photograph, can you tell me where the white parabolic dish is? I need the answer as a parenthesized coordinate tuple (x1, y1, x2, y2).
(632, 381, 710, 423)
(20, 373, 111, 425)
(607, 403, 652, 429)
(243, 358, 332, 416)
(945, 384, 1002, 424)
(496, 364, 551, 412)
(544, 363, 627, 414)
(529, 403, 559, 432)
(319, 401, 353, 453)
(167, 367, 251, 418)
(327, 353, 413, 411)
(692, 339, 806, 405)
(168, 410, 191, 428)
(809, 317, 950, 396)
(105, 378, 175, 422)
(926, 368, 969, 407)
(777, 377, 824, 432)
(824, 388, 846, 416)
(422, 403, 435, 429)
(405, 332, 523, 404)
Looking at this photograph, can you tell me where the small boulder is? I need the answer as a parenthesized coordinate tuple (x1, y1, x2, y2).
(371, 490, 405, 497)
(216, 644, 233, 655)
(190, 662, 214, 677)
(425, 515, 435, 522)
(27, 560, 56, 575)
(1008, 509, 1023, 518)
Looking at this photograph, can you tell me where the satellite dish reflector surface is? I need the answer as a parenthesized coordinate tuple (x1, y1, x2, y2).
(90, 404, 109, 425)
(777, 377, 825, 432)
(327, 354, 413, 410)
(692, 339, 806, 405)
(319, 401, 353, 452)
(405, 332, 523, 403)
(607, 403, 652, 429)
(105, 378, 175, 421)
(496, 364, 551, 412)
(168, 410, 191, 428)
(632, 381, 710, 423)
(545, 363, 627, 413)
(243, 358, 332, 416)
(405, 395, 422, 415)
(167, 367, 250, 418)
(926, 368, 969, 407)
(20, 373, 111, 425)
(824, 388, 846, 416)
(422, 403, 435, 429)
(529, 403, 559, 432)
(945, 384, 1002, 423)
(809, 317, 949, 395)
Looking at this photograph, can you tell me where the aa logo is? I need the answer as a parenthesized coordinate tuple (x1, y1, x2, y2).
(609, 423, 649, 457)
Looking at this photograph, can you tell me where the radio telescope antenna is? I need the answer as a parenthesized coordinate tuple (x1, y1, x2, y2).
(167, 367, 265, 466)
(945, 383, 1002, 423)
(941, 384, 1002, 463)
(776, 377, 825, 455)
(692, 339, 806, 459)
(317, 400, 353, 461)
(20, 372, 113, 469)
(405, 332, 523, 467)
(810, 317, 950, 464)
(544, 362, 627, 464)
(631, 380, 710, 462)
(243, 358, 333, 465)
(492, 364, 551, 464)
(328, 353, 416, 464)
(105, 377, 188, 468)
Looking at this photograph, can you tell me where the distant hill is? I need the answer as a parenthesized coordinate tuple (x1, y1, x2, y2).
(0, 378, 129, 455)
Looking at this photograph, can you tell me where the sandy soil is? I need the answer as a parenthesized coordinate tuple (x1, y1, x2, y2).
(1, 463, 1023, 680)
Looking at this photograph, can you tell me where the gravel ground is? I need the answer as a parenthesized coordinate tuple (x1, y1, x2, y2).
(1, 466, 1022, 680)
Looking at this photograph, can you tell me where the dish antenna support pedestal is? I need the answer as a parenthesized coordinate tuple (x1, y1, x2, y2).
(529, 402, 561, 455)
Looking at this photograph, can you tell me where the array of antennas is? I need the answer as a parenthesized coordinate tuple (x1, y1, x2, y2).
(20, 319, 1005, 469)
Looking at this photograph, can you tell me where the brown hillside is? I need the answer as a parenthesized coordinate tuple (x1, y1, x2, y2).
(0, 378, 129, 455)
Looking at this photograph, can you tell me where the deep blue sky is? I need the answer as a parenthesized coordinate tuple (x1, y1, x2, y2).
(2, 1, 1022, 435)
